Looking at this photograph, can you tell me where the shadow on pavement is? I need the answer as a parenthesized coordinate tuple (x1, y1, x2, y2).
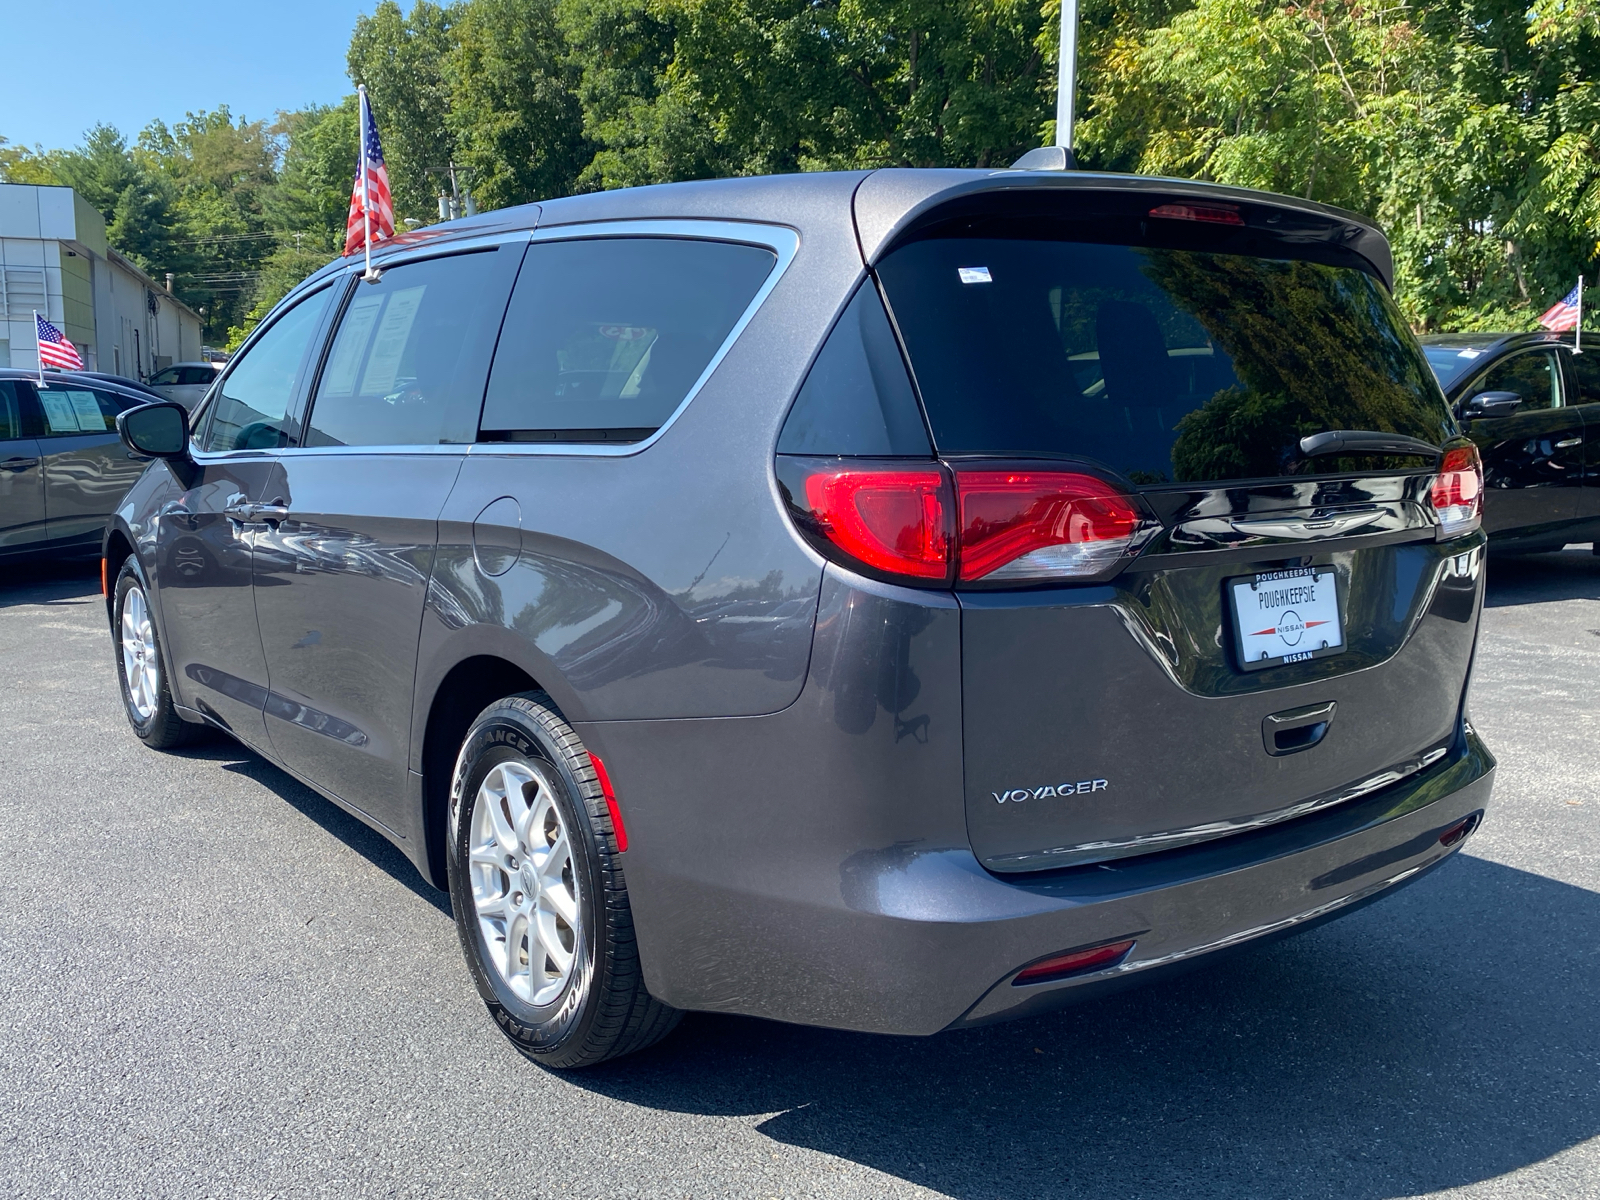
(1485, 545, 1600, 607)
(175, 738, 452, 918)
(0, 556, 102, 610)
(570, 854, 1599, 1200)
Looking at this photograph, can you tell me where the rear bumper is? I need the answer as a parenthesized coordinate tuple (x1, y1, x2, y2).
(952, 726, 1492, 1026)
(575, 564, 1495, 1037)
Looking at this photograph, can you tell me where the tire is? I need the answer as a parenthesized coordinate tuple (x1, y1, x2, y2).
(447, 691, 680, 1069)
(112, 557, 201, 750)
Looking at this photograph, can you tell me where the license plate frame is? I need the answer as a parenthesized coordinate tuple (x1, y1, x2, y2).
(1227, 566, 1345, 672)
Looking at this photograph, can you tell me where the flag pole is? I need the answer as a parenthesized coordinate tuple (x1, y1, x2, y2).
(33, 311, 46, 389)
(359, 85, 379, 284)
(1577, 275, 1584, 355)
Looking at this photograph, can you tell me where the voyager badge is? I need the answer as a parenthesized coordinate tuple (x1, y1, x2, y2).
(993, 779, 1109, 804)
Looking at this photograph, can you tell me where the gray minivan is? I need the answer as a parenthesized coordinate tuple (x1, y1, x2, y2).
(105, 169, 1495, 1068)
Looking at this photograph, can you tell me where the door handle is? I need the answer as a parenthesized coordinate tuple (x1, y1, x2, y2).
(0, 456, 38, 471)
(223, 500, 258, 521)
(1263, 701, 1337, 756)
(252, 504, 290, 522)
(1555, 437, 1583, 448)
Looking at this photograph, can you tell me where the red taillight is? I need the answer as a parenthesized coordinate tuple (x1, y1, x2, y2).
(957, 471, 1141, 582)
(1013, 939, 1136, 986)
(804, 466, 952, 579)
(1431, 444, 1483, 538)
(1149, 202, 1244, 226)
(589, 753, 628, 852)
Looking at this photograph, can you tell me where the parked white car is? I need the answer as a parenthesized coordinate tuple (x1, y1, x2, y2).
(147, 362, 220, 409)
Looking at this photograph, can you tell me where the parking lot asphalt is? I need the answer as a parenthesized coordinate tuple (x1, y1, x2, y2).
(1, 549, 1596, 1200)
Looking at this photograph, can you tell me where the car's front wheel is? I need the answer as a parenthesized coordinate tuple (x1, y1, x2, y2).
(447, 691, 679, 1068)
(112, 558, 201, 749)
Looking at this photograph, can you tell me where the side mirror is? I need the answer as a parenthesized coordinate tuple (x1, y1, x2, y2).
(117, 402, 189, 458)
(1461, 390, 1523, 419)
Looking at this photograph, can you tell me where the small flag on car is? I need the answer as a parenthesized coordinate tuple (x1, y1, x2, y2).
(343, 85, 395, 264)
(1539, 280, 1583, 333)
(35, 311, 84, 372)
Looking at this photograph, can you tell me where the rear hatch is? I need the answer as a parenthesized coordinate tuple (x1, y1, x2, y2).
(871, 186, 1484, 873)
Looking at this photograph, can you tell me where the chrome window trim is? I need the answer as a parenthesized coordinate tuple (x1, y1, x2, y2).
(335, 229, 534, 274)
(189, 277, 342, 461)
(467, 219, 801, 459)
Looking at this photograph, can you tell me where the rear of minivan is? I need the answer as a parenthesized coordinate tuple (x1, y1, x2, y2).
(741, 174, 1494, 1029)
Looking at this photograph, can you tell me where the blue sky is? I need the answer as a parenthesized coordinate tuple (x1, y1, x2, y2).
(5, 0, 375, 152)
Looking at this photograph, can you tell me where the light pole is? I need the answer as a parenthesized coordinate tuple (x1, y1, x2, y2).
(1056, 0, 1078, 152)
(1011, 0, 1079, 169)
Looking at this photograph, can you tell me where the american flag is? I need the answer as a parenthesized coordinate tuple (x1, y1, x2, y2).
(343, 90, 394, 258)
(35, 312, 84, 371)
(1539, 281, 1582, 332)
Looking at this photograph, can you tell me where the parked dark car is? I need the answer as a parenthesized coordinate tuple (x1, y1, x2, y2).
(104, 169, 1495, 1068)
(1420, 331, 1600, 552)
(0, 369, 163, 562)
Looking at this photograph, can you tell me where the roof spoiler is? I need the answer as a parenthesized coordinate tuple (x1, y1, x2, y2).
(1010, 146, 1076, 171)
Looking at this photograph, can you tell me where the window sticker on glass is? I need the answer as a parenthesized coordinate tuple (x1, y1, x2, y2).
(957, 266, 993, 285)
(39, 389, 82, 432)
(1457, 348, 1482, 359)
(65, 390, 105, 430)
(321, 293, 384, 397)
(358, 285, 425, 396)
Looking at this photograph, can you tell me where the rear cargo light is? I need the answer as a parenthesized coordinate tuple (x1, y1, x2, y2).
(1013, 939, 1136, 986)
(803, 465, 952, 579)
(1431, 444, 1483, 538)
(1149, 202, 1244, 226)
(956, 471, 1141, 582)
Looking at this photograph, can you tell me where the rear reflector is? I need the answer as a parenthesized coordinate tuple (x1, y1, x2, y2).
(957, 471, 1141, 582)
(1438, 812, 1481, 848)
(1012, 938, 1136, 986)
(1149, 202, 1244, 226)
(588, 753, 628, 852)
(804, 465, 952, 579)
(1431, 444, 1483, 538)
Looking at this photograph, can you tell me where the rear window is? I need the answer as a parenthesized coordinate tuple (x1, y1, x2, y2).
(481, 237, 776, 443)
(876, 236, 1452, 484)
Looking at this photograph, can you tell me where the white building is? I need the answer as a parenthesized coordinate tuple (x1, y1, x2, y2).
(0, 183, 203, 377)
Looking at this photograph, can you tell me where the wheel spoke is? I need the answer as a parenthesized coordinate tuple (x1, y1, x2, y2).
(534, 909, 573, 973)
(541, 878, 578, 927)
(468, 841, 506, 869)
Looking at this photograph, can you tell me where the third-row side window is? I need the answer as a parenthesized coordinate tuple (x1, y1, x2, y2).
(479, 237, 778, 443)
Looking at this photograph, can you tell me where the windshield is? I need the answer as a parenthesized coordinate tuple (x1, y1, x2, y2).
(1422, 344, 1492, 392)
(876, 237, 1453, 485)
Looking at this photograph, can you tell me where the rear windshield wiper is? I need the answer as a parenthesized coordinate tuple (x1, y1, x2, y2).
(1299, 430, 1442, 462)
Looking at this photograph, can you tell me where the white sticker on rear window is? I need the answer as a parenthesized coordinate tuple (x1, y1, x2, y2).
(1457, 348, 1482, 359)
(958, 266, 992, 285)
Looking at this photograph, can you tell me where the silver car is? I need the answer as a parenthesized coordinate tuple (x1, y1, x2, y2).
(147, 361, 220, 409)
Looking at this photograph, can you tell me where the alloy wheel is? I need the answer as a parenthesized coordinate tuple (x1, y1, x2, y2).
(468, 759, 582, 1006)
(120, 585, 160, 722)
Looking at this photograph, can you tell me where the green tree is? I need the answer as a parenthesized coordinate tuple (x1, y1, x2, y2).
(447, 0, 592, 207)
